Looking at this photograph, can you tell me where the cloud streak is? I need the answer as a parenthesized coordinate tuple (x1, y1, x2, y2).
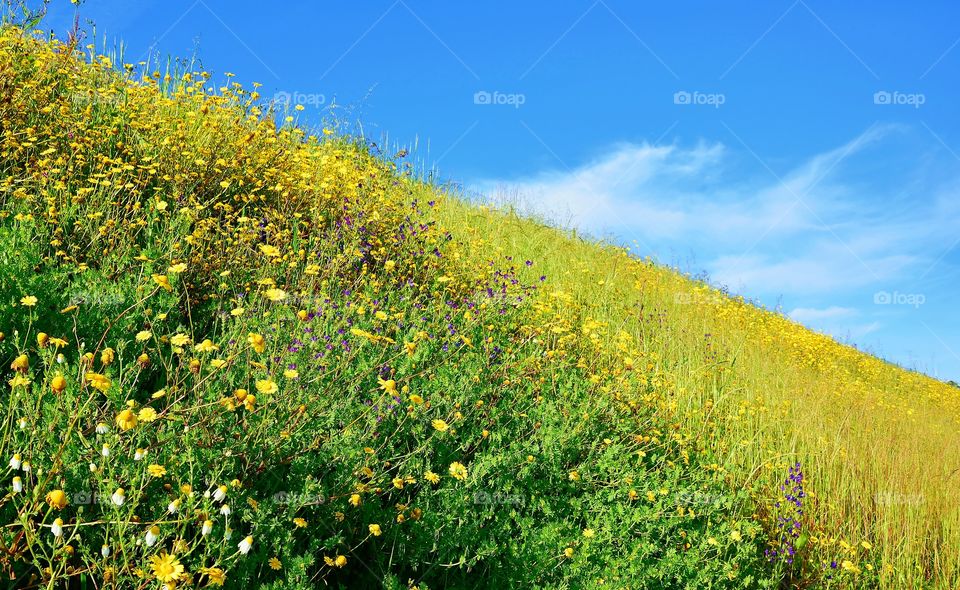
(468, 125, 960, 379)
(470, 125, 958, 300)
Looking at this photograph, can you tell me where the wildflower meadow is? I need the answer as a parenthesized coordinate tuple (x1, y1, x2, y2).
(0, 6, 958, 589)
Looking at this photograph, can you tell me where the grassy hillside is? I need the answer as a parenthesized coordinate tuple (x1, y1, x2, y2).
(0, 24, 957, 589)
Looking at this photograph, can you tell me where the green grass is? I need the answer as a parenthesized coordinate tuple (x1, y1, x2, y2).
(0, 18, 958, 589)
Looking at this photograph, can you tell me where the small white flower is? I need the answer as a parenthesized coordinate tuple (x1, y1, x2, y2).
(96, 423, 109, 434)
(51, 518, 63, 538)
(17, 418, 27, 430)
(9, 454, 21, 470)
(111, 488, 125, 506)
(213, 485, 227, 502)
(101, 544, 110, 557)
(89, 462, 98, 472)
(21, 462, 30, 473)
(145, 526, 159, 547)
(238, 535, 253, 554)
(56, 353, 65, 364)
(168, 499, 180, 514)
(201, 519, 213, 536)
(12, 476, 22, 493)
(134, 448, 146, 461)
(101, 444, 110, 457)
(225, 527, 233, 541)
(220, 504, 231, 516)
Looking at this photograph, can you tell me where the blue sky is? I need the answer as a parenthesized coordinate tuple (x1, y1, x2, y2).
(44, 1, 960, 381)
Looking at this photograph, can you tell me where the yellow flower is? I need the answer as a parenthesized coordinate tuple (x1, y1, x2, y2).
(45, 489, 68, 510)
(730, 530, 742, 542)
(50, 374, 67, 394)
(195, 339, 218, 353)
(268, 557, 282, 570)
(293, 517, 307, 528)
(152, 274, 173, 292)
(564, 547, 574, 558)
(200, 567, 226, 585)
(448, 462, 468, 481)
(10, 354, 28, 373)
(169, 334, 191, 347)
(149, 552, 184, 583)
(431, 419, 449, 432)
(115, 409, 138, 431)
(255, 379, 278, 395)
(167, 262, 188, 274)
(369, 524, 382, 537)
(349, 494, 362, 507)
(377, 377, 396, 395)
(148, 464, 167, 478)
(264, 288, 287, 302)
(582, 528, 595, 538)
(259, 245, 281, 258)
(409, 394, 423, 405)
(20, 295, 37, 307)
(136, 330, 152, 342)
(36, 332, 49, 348)
(424, 471, 440, 484)
(841, 560, 861, 574)
(86, 372, 112, 393)
(247, 333, 266, 353)
(138, 407, 158, 422)
(100, 348, 115, 366)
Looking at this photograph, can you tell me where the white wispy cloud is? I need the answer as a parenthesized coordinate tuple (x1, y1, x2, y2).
(467, 124, 960, 380)
(469, 125, 959, 303)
